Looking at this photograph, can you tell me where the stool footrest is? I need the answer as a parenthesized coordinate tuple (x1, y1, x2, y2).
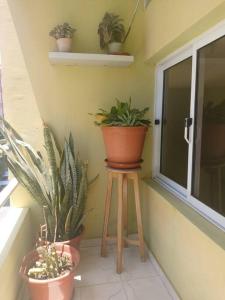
(105, 236, 140, 247)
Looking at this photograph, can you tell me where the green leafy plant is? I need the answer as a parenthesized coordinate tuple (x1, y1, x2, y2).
(203, 100, 225, 123)
(0, 120, 95, 242)
(92, 98, 151, 127)
(98, 1, 141, 50)
(27, 244, 73, 280)
(49, 23, 76, 39)
(98, 12, 125, 49)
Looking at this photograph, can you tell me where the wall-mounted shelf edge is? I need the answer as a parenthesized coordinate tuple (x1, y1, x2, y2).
(48, 52, 134, 67)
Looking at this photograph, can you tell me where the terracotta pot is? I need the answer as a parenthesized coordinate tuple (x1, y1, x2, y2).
(20, 244, 80, 300)
(39, 225, 84, 250)
(102, 126, 148, 169)
(60, 225, 85, 249)
(56, 38, 72, 52)
(202, 123, 225, 161)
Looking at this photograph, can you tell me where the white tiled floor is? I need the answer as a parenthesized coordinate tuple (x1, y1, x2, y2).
(73, 245, 175, 300)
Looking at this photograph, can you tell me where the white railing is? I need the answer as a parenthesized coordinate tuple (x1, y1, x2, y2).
(0, 178, 18, 208)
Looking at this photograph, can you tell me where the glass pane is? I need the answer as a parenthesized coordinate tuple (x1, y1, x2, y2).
(160, 58, 192, 187)
(192, 36, 225, 217)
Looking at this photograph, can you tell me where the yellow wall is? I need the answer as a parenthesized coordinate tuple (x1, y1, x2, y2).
(142, 182, 225, 300)
(1, 0, 152, 239)
(145, 0, 225, 60)
(2, 0, 225, 299)
(142, 1, 225, 300)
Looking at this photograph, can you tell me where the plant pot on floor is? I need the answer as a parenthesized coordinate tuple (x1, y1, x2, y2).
(102, 126, 148, 169)
(56, 38, 72, 52)
(40, 224, 85, 250)
(20, 244, 80, 300)
(60, 225, 85, 250)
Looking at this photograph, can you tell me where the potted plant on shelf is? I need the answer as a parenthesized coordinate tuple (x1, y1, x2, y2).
(49, 22, 76, 52)
(202, 99, 225, 161)
(0, 120, 96, 247)
(98, 1, 141, 54)
(20, 242, 80, 300)
(92, 98, 151, 169)
(98, 12, 125, 54)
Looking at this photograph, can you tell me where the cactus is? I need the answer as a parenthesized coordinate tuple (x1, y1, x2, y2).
(0, 120, 94, 242)
(27, 244, 73, 280)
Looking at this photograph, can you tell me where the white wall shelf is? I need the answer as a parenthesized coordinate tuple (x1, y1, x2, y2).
(48, 52, 134, 67)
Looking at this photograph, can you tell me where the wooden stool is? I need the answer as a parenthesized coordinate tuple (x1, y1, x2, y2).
(101, 167, 146, 274)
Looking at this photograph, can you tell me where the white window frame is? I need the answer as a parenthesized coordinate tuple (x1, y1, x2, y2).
(153, 19, 225, 231)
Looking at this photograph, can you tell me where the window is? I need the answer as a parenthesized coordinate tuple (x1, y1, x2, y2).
(154, 21, 225, 229)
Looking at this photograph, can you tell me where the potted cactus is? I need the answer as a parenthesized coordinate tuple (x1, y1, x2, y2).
(49, 22, 76, 52)
(92, 98, 151, 169)
(20, 243, 80, 300)
(0, 120, 95, 248)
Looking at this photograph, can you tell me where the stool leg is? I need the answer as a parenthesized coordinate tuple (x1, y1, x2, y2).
(133, 173, 146, 262)
(123, 175, 128, 247)
(101, 171, 113, 257)
(117, 173, 124, 274)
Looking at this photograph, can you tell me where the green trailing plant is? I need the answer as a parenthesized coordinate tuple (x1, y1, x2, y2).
(92, 98, 151, 127)
(0, 120, 95, 242)
(49, 22, 76, 39)
(98, 12, 125, 49)
(27, 244, 73, 280)
(203, 100, 225, 123)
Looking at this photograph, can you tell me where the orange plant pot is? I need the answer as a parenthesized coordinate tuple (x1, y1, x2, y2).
(20, 244, 80, 300)
(40, 225, 85, 250)
(60, 225, 85, 250)
(102, 126, 148, 169)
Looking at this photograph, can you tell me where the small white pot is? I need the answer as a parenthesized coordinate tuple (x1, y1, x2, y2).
(108, 42, 122, 54)
(56, 38, 72, 52)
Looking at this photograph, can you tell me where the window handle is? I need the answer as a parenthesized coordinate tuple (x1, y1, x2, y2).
(184, 117, 192, 144)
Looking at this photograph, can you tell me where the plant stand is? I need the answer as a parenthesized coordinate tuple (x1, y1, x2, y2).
(101, 167, 146, 274)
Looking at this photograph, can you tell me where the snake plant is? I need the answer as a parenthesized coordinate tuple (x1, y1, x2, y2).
(0, 120, 93, 242)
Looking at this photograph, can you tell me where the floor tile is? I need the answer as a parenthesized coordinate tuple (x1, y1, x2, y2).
(122, 276, 172, 300)
(120, 247, 158, 281)
(77, 282, 127, 300)
(75, 246, 121, 287)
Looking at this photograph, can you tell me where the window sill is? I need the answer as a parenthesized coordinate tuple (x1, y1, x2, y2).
(143, 178, 225, 251)
(0, 207, 29, 268)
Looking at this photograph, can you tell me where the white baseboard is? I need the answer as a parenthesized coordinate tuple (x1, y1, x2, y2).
(147, 249, 180, 300)
(81, 237, 180, 299)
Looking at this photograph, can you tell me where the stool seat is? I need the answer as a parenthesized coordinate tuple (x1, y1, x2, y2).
(101, 167, 146, 274)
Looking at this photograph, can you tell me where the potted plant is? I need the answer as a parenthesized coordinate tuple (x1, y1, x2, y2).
(202, 99, 225, 161)
(92, 98, 151, 169)
(98, 12, 125, 54)
(0, 120, 96, 247)
(98, 1, 141, 54)
(49, 22, 76, 52)
(20, 243, 80, 300)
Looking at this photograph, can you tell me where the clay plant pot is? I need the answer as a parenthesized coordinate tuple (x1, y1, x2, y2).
(56, 38, 72, 52)
(202, 123, 225, 161)
(102, 126, 148, 169)
(39, 225, 85, 250)
(20, 244, 80, 300)
(60, 225, 85, 250)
